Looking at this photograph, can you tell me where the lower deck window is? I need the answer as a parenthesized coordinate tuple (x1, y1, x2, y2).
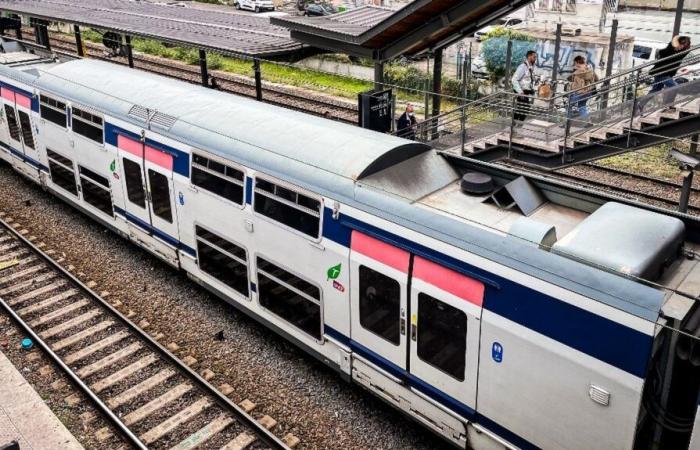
(257, 256, 321, 339)
(78, 166, 113, 217)
(417, 293, 467, 381)
(196, 226, 249, 298)
(359, 265, 400, 345)
(47, 149, 77, 196)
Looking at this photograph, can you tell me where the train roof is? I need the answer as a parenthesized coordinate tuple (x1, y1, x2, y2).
(3, 57, 681, 324)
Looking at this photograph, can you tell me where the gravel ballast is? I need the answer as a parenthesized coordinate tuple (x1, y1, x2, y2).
(0, 164, 449, 449)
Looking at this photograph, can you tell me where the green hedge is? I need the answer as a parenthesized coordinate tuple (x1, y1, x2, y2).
(384, 63, 475, 99)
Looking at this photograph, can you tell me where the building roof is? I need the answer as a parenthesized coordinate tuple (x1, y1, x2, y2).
(272, 0, 533, 60)
(0, 0, 304, 58)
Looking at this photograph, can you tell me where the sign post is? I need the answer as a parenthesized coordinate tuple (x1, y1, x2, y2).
(358, 88, 393, 133)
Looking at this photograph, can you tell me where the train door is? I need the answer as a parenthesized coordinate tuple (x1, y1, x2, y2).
(349, 231, 409, 372)
(14, 92, 39, 165)
(1, 89, 25, 154)
(408, 256, 484, 413)
(116, 133, 179, 265)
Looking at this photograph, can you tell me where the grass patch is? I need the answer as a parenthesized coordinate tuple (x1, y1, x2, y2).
(596, 143, 681, 180)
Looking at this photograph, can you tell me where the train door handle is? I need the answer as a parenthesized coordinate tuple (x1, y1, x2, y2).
(411, 324, 417, 341)
(400, 318, 406, 336)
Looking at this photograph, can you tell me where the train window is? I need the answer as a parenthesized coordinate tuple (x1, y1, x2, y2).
(195, 226, 249, 297)
(40, 94, 67, 127)
(148, 169, 173, 223)
(47, 149, 77, 196)
(253, 177, 321, 239)
(417, 293, 467, 381)
(4, 105, 20, 142)
(78, 166, 114, 217)
(359, 265, 400, 345)
(256, 256, 321, 340)
(191, 153, 244, 204)
(71, 106, 104, 144)
(17, 111, 34, 149)
(123, 158, 146, 208)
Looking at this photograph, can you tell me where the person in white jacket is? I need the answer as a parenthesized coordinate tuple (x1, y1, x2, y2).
(511, 50, 537, 122)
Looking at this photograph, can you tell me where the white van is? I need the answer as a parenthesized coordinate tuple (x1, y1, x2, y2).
(234, 0, 275, 13)
(632, 39, 667, 68)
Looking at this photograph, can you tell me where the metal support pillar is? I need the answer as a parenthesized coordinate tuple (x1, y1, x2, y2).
(431, 48, 443, 140)
(601, 19, 618, 112)
(73, 24, 83, 57)
(551, 23, 562, 84)
(199, 49, 208, 88)
(679, 168, 694, 213)
(374, 61, 384, 91)
(674, 0, 685, 37)
(504, 40, 513, 86)
(423, 55, 431, 139)
(691, 134, 699, 156)
(125, 35, 133, 68)
(466, 42, 472, 98)
(13, 15, 21, 40)
(253, 58, 262, 101)
(460, 55, 469, 155)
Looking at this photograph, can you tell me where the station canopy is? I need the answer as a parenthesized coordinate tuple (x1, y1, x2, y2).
(0, 0, 305, 58)
(272, 0, 533, 60)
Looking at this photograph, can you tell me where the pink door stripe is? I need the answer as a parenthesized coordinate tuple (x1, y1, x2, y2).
(413, 256, 484, 307)
(351, 231, 409, 273)
(1, 88, 14, 103)
(15, 94, 31, 109)
(145, 145, 173, 171)
(117, 135, 143, 158)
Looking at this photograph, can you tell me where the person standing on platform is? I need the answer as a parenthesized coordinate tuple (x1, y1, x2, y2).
(511, 50, 538, 122)
(637, 35, 691, 114)
(397, 103, 418, 140)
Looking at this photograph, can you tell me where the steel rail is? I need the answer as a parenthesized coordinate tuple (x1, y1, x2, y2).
(0, 217, 291, 450)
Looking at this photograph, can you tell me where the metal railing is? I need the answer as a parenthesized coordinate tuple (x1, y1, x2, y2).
(394, 41, 700, 164)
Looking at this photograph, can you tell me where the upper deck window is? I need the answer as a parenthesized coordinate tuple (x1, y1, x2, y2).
(191, 153, 244, 204)
(254, 177, 321, 239)
(40, 94, 67, 128)
(72, 106, 104, 144)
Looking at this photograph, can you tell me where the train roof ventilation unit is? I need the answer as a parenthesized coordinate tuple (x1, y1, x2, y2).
(150, 111, 178, 131)
(460, 172, 494, 195)
(484, 175, 546, 216)
(128, 104, 149, 122)
(508, 217, 557, 250)
(552, 202, 685, 281)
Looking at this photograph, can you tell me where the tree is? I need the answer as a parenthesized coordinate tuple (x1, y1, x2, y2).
(480, 28, 535, 81)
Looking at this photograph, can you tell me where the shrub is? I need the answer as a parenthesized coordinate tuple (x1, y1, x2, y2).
(480, 28, 534, 80)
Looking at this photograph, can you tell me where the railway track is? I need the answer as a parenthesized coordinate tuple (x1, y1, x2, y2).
(0, 216, 294, 450)
(584, 162, 700, 194)
(25, 29, 358, 124)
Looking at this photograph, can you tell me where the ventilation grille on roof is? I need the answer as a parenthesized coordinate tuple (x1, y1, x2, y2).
(128, 104, 149, 121)
(150, 112, 177, 130)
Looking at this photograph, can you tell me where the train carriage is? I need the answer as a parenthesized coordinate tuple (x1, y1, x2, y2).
(0, 44, 698, 450)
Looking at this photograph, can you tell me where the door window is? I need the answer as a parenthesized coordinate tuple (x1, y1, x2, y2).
(79, 166, 113, 217)
(417, 293, 467, 381)
(17, 110, 34, 149)
(4, 104, 20, 142)
(148, 169, 173, 223)
(359, 265, 401, 345)
(123, 158, 146, 208)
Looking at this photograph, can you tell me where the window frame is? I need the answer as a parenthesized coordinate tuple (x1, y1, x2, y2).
(252, 174, 324, 242)
(46, 148, 78, 197)
(255, 253, 324, 342)
(4, 104, 21, 143)
(190, 151, 246, 208)
(71, 105, 104, 145)
(194, 223, 250, 299)
(17, 109, 35, 150)
(416, 292, 468, 382)
(77, 165, 114, 218)
(39, 93, 67, 128)
(358, 264, 402, 346)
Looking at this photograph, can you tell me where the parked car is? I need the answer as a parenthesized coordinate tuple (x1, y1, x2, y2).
(632, 40, 667, 69)
(233, 0, 275, 13)
(304, 2, 337, 16)
(474, 17, 523, 42)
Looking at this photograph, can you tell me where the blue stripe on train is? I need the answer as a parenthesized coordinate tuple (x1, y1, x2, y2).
(104, 123, 190, 177)
(113, 206, 196, 256)
(326, 325, 539, 450)
(0, 141, 49, 172)
(323, 209, 654, 379)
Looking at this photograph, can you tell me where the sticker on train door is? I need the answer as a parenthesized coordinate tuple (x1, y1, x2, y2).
(492, 342, 503, 363)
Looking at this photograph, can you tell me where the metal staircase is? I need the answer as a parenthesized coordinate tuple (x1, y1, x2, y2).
(405, 44, 700, 170)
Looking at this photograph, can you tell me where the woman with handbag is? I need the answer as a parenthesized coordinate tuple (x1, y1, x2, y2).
(567, 56, 598, 122)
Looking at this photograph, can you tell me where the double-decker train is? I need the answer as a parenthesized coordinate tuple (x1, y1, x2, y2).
(0, 42, 698, 449)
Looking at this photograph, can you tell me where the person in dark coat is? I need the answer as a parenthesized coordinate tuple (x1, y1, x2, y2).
(397, 103, 417, 140)
(638, 35, 691, 113)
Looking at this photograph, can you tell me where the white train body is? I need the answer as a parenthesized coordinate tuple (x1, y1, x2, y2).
(0, 47, 698, 450)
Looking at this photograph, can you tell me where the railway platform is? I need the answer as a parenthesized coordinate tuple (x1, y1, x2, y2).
(0, 349, 84, 450)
